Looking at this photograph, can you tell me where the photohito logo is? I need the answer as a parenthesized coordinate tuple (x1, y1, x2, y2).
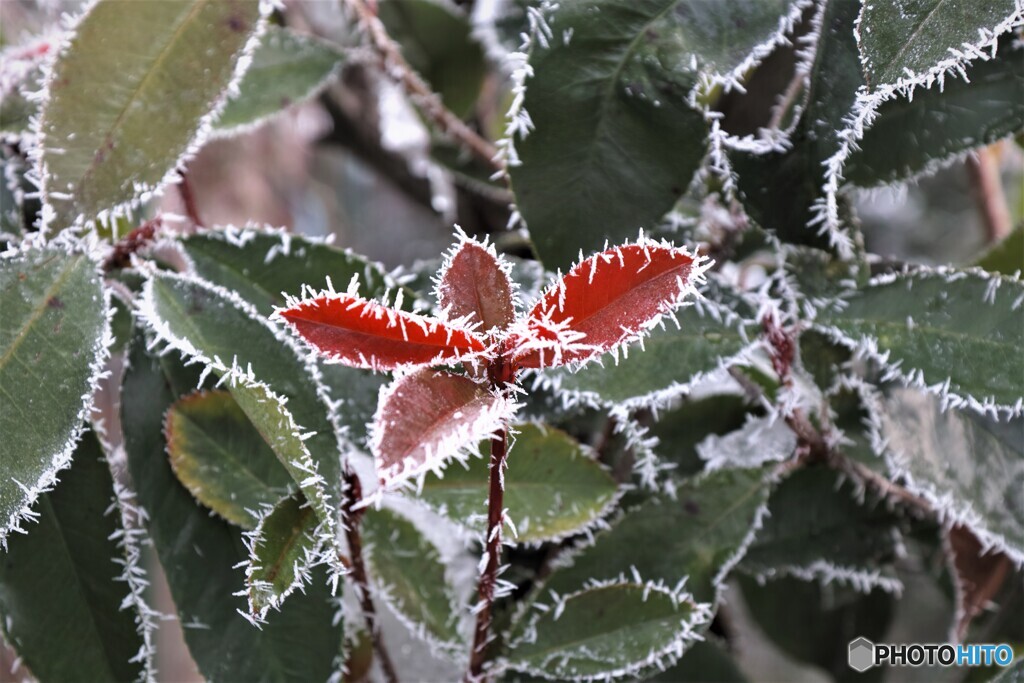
(848, 638, 1015, 671)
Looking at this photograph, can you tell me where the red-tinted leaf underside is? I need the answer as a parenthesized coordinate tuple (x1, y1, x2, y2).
(372, 369, 510, 488)
(438, 241, 515, 332)
(279, 294, 486, 370)
(514, 243, 696, 368)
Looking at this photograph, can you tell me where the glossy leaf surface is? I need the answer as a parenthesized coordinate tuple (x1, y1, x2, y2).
(437, 239, 515, 332)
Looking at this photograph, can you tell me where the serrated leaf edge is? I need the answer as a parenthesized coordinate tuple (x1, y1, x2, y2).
(0, 245, 112, 547)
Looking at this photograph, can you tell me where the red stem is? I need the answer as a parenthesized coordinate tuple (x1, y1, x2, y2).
(467, 427, 507, 682)
(341, 467, 399, 683)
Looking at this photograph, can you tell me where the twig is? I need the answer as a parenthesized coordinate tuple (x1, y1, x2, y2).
(340, 467, 399, 683)
(344, 0, 501, 171)
(177, 171, 205, 229)
(102, 217, 162, 272)
(467, 427, 508, 682)
(745, 316, 932, 515)
(966, 146, 1012, 244)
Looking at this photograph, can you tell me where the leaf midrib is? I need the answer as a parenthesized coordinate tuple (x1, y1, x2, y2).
(868, 0, 945, 83)
(0, 255, 80, 374)
(41, 490, 127, 681)
(70, 0, 208, 195)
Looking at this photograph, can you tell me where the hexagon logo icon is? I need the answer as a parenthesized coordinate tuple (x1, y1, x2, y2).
(848, 637, 875, 672)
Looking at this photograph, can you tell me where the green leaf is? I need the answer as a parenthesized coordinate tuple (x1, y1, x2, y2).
(647, 638, 749, 682)
(541, 468, 770, 603)
(140, 270, 344, 531)
(874, 388, 1024, 565)
(738, 574, 894, 683)
(733, 0, 863, 252)
(513, 0, 807, 270)
(847, 42, 1024, 186)
(649, 395, 753, 478)
(226, 380, 337, 542)
(505, 582, 708, 680)
(37, 0, 262, 225)
(246, 493, 322, 618)
(122, 334, 343, 682)
(181, 228, 395, 316)
(180, 228, 395, 446)
(856, 0, 1016, 89)
(0, 247, 107, 544)
(164, 389, 295, 529)
(378, 0, 486, 117)
(545, 279, 757, 406)
(362, 507, 462, 650)
(0, 430, 148, 683)
(0, 46, 45, 135)
(417, 423, 619, 543)
(740, 466, 902, 589)
(975, 224, 1024, 276)
(815, 269, 1024, 413)
(214, 25, 343, 133)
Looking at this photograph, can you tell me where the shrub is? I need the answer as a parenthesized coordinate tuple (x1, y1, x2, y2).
(0, 1, 1021, 681)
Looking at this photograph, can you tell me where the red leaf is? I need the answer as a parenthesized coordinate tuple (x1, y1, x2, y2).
(372, 369, 513, 489)
(278, 292, 486, 371)
(437, 237, 515, 333)
(513, 238, 704, 368)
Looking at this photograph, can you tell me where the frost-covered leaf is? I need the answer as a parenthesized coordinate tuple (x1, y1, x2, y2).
(417, 423, 618, 543)
(372, 369, 514, 488)
(182, 228, 397, 316)
(738, 574, 894, 682)
(214, 25, 343, 134)
(0, 430, 149, 683)
(0, 247, 108, 544)
(317, 362, 388, 448)
(974, 224, 1024, 276)
(649, 395, 752, 477)
(362, 507, 462, 650)
(513, 237, 705, 369)
(856, 0, 1017, 89)
(164, 389, 295, 529)
(733, 0, 864, 253)
(38, 0, 263, 226)
(874, 388, 1024, 565)
(140, 271, 343, 533)
(541, 468, 770, 603)
(696, 414, 796, 472)
(378, 0, 486, 117)
(816, 269, 1024, 414)
(847, 41, 1024, 186)
(740, 467, 903, 591)
(543, 277, 755, 406)
(512, 0, 808, 272)
(0, 40, 49, 135)
(122, 334, 343, 681)
(437, 235, 515, 332)
(278, 290, 485, 371)
(505, 582, 710, 681)
(246, 493, 322, 619)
